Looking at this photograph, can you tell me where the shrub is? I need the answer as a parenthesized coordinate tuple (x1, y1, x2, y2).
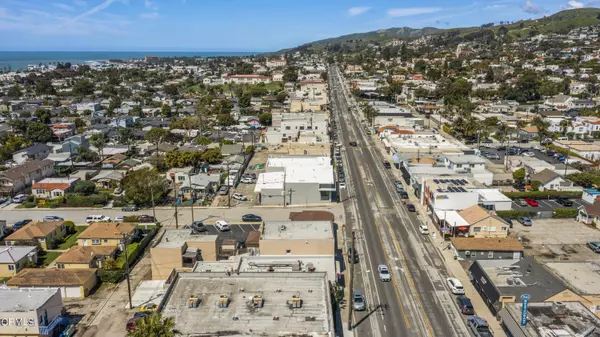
(63, 221, 75, 234)
(496, 210, 536, 219)
(124, 216, 139, 222)
(99, 269, 123, 283)
(503, 191, 582, 200)
(65, 194, 110, 207)
(22, 201, 36, 208)
(552, 208, 578, 218)
(74, 180, 96, 196)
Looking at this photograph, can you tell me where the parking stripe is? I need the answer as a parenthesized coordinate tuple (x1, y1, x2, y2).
(239, 225, 245, 233)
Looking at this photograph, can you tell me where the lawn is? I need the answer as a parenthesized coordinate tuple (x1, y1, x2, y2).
(115, 242, 140, 269)
(37, 252, 62, 267)
(57, 226, 87, 250)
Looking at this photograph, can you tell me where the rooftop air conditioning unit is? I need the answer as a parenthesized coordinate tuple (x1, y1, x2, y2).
(251, 295, 264, 308)
(218, 295, 230, 308)
(287, 294, 303, 309)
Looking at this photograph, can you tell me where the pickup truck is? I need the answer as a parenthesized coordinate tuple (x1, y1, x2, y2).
(468, 316, 493, 337)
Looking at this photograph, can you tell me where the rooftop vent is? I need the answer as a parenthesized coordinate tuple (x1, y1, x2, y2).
(552, 302, 567, 315)
(287, 294, 303, 309)
(218, 295, 230, 308)
(306, 263, 315, 272)
(187, 295, 200, 308)
(251, 295, 264, 308)
(279, 225, 286, 231)
(305, 316, 316, 321)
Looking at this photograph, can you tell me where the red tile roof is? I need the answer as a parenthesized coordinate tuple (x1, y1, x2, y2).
(31, 183, 71, 191)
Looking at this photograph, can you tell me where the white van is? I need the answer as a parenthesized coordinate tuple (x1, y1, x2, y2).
(12, 194, 27, 203)
(86, 215, 111, 223)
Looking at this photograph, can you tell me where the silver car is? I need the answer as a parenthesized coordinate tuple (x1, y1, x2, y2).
(378, 265, 391, 282)
(352, 290, 366, 311)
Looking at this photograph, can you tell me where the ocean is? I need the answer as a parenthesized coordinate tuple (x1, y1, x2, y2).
(0, 51, 258, 71)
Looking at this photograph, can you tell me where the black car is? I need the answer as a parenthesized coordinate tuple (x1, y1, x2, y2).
(399, 192, 409, 199)
(383, 161, 392, 169)
(185, 221, 207, 233)
(407, 204, 416, 212)
(519, 139, 529, 144)
(138, 215, 156, 223)
(547, 150, 556, 157)
(242, 214, 262, 222)
(496, 146, 506, 151)
(348, 248, 359, 263)
(456, 296, 474, 315)
(122, 205, 139, 212)
(555, 196, 573, 207)
(12, 219, 32, 231)
(349, 141, 358, 147)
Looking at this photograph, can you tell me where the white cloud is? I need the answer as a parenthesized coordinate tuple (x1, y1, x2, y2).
(72, 0, 86, 7)
(563, 0, 585, 9)
(63, 0, 120, 25)
(53, 3, 76, 11)
(522, 0, 543, 14)
(485, 4, 508, 9)
(348, 7, 371, 16)
(140, 12, 159, 19)
(387, 7, 442, 17)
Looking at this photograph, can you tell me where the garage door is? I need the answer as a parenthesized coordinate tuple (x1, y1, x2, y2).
(64, 287, 81, 298)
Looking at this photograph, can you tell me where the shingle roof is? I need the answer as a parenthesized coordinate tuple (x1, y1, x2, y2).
(5, 221, 65, 241)
(458, 205, 491, 225)
(14, 143, 51, 156)
(0, 159, 53, 181)
(55, 246, 117, 264)
(451, 237, 524, 252)
(78, 222, 137, 239)
(531, 168, 560, 185)
(7, 268, 97, 287)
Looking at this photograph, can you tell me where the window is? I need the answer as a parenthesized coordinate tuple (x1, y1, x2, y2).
(53, 191, 61, 197)
(473, 227, 481, 233)
(104, 239, 108, 243)
(299, 126, 305, 130)
(456, 164, 462, 168)
(285, 126, 291, 130)
(285, 250, 291, 254)
(488, 251, 494, 258)
(92, 239, 100, 245)
(465, 251, 470, 257)
(178, 176, 185, 181)
(8, 265, 14, 271)
(489, 226, 496, 232)
(501, 227, 508, 231)
(57, 264, 64, 269)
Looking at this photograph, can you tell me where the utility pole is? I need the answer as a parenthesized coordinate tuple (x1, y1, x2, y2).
(149, 187, 156, 221)
(123, 234, 133, 310)
(347, 231, 355, 330)
(226, 161, 231, 209)
(188, 174, 195, 223)
(170, 173, 179, 229)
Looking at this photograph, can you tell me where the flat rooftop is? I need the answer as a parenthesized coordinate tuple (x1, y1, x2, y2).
(0, 288, 60, 312)
(156, 229, 219, 248)
(501, 302, 600, 337)
(162, 272, 332, 337)
(543, 261, 600, 295)
(262, 221, 333, 240)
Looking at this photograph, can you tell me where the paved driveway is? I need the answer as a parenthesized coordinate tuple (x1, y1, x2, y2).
(510, 218, 600, 245)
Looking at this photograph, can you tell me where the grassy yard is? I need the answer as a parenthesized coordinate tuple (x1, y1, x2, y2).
(57, 226, 87, 250)
(115, 242, 140, 269)
(37, 252, 62, 267)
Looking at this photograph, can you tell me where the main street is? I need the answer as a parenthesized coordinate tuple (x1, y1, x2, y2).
(330, 66, 470, 337)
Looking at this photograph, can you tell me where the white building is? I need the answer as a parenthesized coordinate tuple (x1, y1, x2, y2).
(0, 288, 64, 336)
(264, 112, 329, 144)
(223, 75, 271, 84)
(266, 59, 287, 68)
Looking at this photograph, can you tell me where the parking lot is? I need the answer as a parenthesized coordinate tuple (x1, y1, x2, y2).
(511, 198, 588, 212)
(189, 223, 261, 243)
(510, 218, 600, 245)
(480, 146, 564, 166)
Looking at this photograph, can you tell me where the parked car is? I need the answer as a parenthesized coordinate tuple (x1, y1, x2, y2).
(482, 139, 493, 144)
(122, 205, 139, 212)
(496, 146, 506, 151)
(394, 180, 403, 189)
(352, 290, 366, 311)
(138, 215, 156, 223)
(515, 198, 528, 206)
(525, 198, 539, 207)
(378, 265, 391, 282)
(232, 193, 248, 201)
(43, 216, 64, 222)
(339, 182, 347, 189)
(114, 187, 123, 195)
(399, 192, 409, 199)
(383, 161, 392, 169)
(215, 220, 230, 232)
(467, 316, 493, 337)
(486, 153, 500, 160)
(446, 278, 465, 295)
(522, 151, 535, 157)
(407, 204, 416, 212)
(241, 177, 255, 184)
(11, 194, 27, 204)
(218, 185, 229, 195)
(555, 196, 573, 207)
(188, 221, 207, 232)
(139, 303, 158, 313)
(518, 217, 533, 226)
(348, 247, 359, 264)
(456, 295, 475, 315)
(114, 216, 124, 222)
(86, 215, 111, 223)
(242, 214, 262, 222)
(12, 219, 32, 231)
(587, 241, 600, 253)
(546, 150, 555, 157)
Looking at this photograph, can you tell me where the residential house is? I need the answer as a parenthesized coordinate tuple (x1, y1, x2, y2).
(519, 126, 539, 140)
(180, 173, 221, 198)
(530, 168, 575, 191)
(31, 177, 79, 199)
(7, 268, 98, 298)
(450, 237, 523, 261)
(545, 94, 571, 111)
(220, 144, 245, 157)
(101, 154, 127, 169)
(55, 246, 117, 269)
(570, 81, 588, 95)
(51, 122, 75, 140)
(266, 59, 287, 68)
(166, 167, 194, 185)
(0, 246, 38, 277)
(59, 135, 89, 154)
(469, 256, 569, 315)
(0, 159, 55, 197)
(4, 221, 67, 250)
(90, 170, 124, 189)
(272, 73, 284, 82)
(75, 102, 100, 113)
(568, 99, 595, 110)
(577, 202, 600, 226)
(77, 222, 138, 250)
(12, 144, 52, 165)
(223, 75, 271, 84)
(458, 205, 510, 238)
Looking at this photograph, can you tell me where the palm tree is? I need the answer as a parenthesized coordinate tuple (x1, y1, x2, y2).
(560, 119, 573, 136)
(90, 134, 107, 162)
(127, 313, 175, 337)
(496, 123, 511, 146)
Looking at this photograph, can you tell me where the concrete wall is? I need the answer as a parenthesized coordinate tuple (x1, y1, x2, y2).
(81, 274, 98, 298)
(287, 182, 331, 205)
(260, 188, 285, 205)
(469, 218, 509, 238)
(186, 241, 218, 262)
(259, 239, 334, 256)
(150, 247, 183, 281)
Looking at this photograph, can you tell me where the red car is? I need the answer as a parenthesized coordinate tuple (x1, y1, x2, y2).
(525, 198, 539, 207)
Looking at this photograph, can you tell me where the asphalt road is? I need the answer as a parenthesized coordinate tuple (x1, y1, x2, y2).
(330, 66, 469, 337)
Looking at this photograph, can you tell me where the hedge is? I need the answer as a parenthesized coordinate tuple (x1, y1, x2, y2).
(503, 191, 583, 200)
(496, 210, 537, 219)
(552, 208, 578, 219)
(65, 194, 110, 207)
(99, 269, 123, 283)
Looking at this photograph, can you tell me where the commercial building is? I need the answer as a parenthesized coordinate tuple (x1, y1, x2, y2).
(259, 221, 334, 256)
(254, 156, 335, 205)
(4, 221, 67, 251)
(77, 222, 138, 250)
(499, 301, 600, 337)
(422, 178, 479, 212)
(0, 288, 65, 337)
(161, 272, 333, 336)
(264, 112, 329, 145)
(150, 229, 219, 280)
(543, 261, 600, 317)
(0, 246, 37, 278)
(7, 268, 98, 299)
(449, 237, 523, 261)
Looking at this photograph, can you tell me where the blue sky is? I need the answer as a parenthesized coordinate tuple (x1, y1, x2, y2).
(0, 0, 596, 51)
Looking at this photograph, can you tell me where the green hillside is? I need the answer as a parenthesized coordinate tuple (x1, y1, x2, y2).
(309, 26, 441, 46)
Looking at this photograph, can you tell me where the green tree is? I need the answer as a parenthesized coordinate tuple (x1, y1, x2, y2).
(25, 122, 52, 142)
(238, 93, 251, 108)
(74, 118, 87, 129)
(165, 150, 203, 168)
(161, 104, 172, 118)
(124, 169, 167, 206)
(74, 180, 96, 196)
(195, 136, 212, 146)
(200, 147, 222, 164)
(0, 135, 25, 161)
(72, 79, 95, 96)
(118, 128, 135, 148)
(7, 84, 22, 97)
(163, 84, 179, 97)
(90, 134, 107, 160)
(360, 102, 379, 127)
(513, 168, 526, 183)
(283, 67, 298, 82)
(35, 79, 56, 96)
(259, 112, 272, 126)
(217, 113, 236, 127)
(34, 108, 51, 124)
(127, 313, 175, 337)
(129, 106, 143, 117)
(276, 91, 288, 103)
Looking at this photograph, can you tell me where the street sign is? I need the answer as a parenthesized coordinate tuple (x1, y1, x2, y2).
(521, 293, 531, 327)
